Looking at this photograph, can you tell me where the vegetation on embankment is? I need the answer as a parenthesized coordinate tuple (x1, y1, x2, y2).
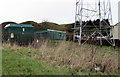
(2, 41, 119, 75)
(2, 43, 69, 75)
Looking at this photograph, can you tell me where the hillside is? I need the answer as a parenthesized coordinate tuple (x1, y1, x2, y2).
(1, 19, 111, 41)
(1, 19, 110, 31)
(1, 21, 69, 31)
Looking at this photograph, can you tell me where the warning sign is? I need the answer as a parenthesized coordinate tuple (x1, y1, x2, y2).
(11, 33, 14, 38)
(23, 28, 25, 32)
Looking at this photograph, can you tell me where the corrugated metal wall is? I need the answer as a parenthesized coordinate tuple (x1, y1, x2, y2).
(3, 24, 35, 45)
(114, 26, 119, 39)
(114, 23, 120, 40)
(35, 30, 66, 40)
(119, 24, 120, 40)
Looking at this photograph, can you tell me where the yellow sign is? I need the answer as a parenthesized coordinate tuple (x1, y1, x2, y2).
(23, 28, 25, 32)
(96, 14, 99, 16)
(11, 33, 14, 38)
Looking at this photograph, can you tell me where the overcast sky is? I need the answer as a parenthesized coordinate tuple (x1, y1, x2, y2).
(0, 0, 119, 25)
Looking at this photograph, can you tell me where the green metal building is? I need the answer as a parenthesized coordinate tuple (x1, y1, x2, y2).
(35, 29, 66, 40)
(3, 24, 35, 45)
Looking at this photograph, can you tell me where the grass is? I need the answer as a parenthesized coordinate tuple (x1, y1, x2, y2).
(0, 45, 2, 76)
(2, 41, 119, 75)
(2, 44, 69, 75)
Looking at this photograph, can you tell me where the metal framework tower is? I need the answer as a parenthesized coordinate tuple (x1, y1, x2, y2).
(73, 0, 115, 47)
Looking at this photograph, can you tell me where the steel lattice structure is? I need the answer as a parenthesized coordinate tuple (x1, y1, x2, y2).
(73, 0, 115, 47)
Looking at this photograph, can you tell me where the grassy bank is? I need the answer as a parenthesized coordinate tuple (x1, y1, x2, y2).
(2, 44, 70, 75)
(2, 41, 119, 75)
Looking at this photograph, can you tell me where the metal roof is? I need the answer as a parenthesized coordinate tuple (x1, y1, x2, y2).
(35, 30, 48, 33)
(4, 24, 34, 28)
(35, 29, 66, 33)
(47, 29, 66, 33)
(115, 22, 120, 26)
